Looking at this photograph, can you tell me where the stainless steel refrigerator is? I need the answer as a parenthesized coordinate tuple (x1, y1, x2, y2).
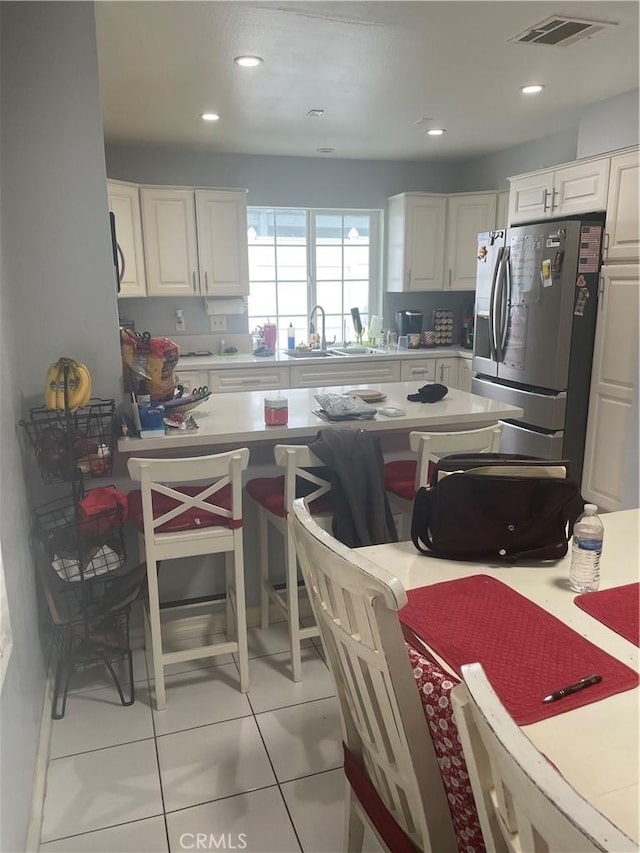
(471, 217, 605, 482)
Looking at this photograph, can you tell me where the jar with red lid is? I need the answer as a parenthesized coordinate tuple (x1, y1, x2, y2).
(264, 396, 288, 426)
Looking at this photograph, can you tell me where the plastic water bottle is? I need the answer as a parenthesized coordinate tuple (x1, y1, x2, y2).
(287, 323, 295, 350)
(569, 504, 604, 593)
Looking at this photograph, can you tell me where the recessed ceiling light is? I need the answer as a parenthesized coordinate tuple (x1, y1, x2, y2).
(521, 84, 544, 94)
(234, 55, 263, 67)
(427, 128, 445, 136)
(316, 147, 335, 154)
(201, 113, 220, 121)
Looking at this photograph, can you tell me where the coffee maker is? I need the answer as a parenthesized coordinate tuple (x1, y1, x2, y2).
(396, 310, 423, 347)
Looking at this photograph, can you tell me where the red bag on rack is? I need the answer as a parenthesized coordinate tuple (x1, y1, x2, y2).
(77, 487, 128, 538)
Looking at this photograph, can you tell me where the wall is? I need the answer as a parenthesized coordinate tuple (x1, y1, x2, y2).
(105, 145, 460, 209)
(1, 4, 121, 849)
(3, 4, 122, 401)
(577, 89, 640, 159)
(452, 126, 579, 192)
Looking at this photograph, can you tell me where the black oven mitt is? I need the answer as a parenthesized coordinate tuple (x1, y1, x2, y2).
(407, 383, 448, 403)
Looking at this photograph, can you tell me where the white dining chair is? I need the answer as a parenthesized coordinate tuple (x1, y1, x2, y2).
(451, 661, 637, 853)
(384, 425, 502, 537)
(291, 497, 457, 853)
(245, 445, 332, 682)
(127, 449, 250, 710)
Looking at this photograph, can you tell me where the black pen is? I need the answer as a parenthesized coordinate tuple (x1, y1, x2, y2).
(542, 674, 602, 703)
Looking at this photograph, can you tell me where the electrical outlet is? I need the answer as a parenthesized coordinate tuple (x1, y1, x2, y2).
(175, 315, 186, 332)
(210, 315, 227, 331)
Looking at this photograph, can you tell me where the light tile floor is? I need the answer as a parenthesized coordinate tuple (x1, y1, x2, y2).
(39, 623, 383, 852)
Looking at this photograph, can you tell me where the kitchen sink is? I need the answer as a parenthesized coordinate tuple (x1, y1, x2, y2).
(328, 347, 386, 356)
(284, 349, 337, 358)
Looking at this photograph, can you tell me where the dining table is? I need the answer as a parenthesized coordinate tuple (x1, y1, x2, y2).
(358, 508, 640, 844)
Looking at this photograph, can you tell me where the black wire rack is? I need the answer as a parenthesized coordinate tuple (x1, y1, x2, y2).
(20, 381, 144, 718)
(20, 399, 116, 485)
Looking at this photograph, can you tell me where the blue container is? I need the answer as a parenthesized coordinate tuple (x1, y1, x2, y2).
(139, 403, 165, 430)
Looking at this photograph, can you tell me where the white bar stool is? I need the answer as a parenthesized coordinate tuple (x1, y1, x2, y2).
(245, 444, 332, 682)
(127, 449, 250, 710)
(384, 426, 503, 537)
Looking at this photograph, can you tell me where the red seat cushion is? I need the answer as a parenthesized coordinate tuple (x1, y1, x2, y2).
(384, 459, 437, 500)
(128, 484, 238, 534)
(405, 643, 485, 853)
(343, 744, 420, 853)
(246, 475, 333, 519)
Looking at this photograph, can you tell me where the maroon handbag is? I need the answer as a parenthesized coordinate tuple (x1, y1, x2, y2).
(411, 454, 584, 563)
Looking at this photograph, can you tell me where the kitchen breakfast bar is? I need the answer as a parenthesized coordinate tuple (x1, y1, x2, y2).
(117, 381, 523, 459)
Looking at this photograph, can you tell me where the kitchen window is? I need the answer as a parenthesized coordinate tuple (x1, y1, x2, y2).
(247, 207, 381, 349)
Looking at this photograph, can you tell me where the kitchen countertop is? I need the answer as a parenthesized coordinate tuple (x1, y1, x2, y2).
(177, 347, 474, 370)
(118, 381, 521, 453)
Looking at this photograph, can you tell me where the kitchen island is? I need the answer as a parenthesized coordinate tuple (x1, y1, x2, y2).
(117, 381, 523, 455)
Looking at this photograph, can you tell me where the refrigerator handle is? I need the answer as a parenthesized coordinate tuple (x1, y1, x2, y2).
(488, 247, 503, 361)
(498, 247, 511, 359)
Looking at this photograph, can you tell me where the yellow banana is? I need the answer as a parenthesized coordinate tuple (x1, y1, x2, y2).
(74, 361, 92, 408)
(65, 360, 83, 411)
(44, 362, 60, 409)
(44, 357, 93, 410)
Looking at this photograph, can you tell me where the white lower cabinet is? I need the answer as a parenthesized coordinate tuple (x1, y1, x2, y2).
(290, 361, 400, 388)
(401, 357, 461, 388)
(209, 367, 290, 393)
(457, 358, 473, 392)
(435, 357, 459, 387)
(175, 369, 208, 392)
(582, 265, 639, 510)
(401, 360, 436, 383)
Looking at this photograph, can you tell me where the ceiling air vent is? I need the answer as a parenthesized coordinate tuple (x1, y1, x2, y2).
(509, 16, 617, 47)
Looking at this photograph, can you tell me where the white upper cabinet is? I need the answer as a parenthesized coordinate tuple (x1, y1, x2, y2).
(604, 150, 640, 263)
(195, 190, 249, 296)
(386, 193, 447, 291)
(141, 188, 199, 296)
(508, 171, 555, 224)
(553, 158, 610, 217)
(509, 157, 610, 224)
(107, 180, 147, 297)
(445, 193, 498, 291)
(140, 187, 250, 297)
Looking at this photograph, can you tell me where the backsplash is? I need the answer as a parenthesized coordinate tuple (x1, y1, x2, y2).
(383, 291, 475, 345)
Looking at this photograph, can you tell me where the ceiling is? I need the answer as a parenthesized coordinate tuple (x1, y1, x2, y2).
(95, 1, 640, 161)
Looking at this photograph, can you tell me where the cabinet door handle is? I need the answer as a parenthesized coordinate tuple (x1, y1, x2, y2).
(406, 269, 411, 288)
(542, 189, 550, 213)
(440, 364, 444, 381)
(192, 272, 197, 292)
(598, 275, 605, 307)
(448, 268, 452, 289)
(204, 271, 209, 291)
(551, 188, 559, 211)
(603, 232, 610, 261)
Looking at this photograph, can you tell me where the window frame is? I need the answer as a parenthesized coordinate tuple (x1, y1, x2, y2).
(247, 206, 383, 344)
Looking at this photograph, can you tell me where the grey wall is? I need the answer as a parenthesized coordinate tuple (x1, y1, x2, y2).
(577, 89, 640, 159)
(106, 145, 460, 209)
(1, 3, 122, 849)
(452, 126, 579, 192)
(3, 4, 122, 401)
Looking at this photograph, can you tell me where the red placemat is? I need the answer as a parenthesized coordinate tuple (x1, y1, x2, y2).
(400, 575, 639, 725)
(574, 583, 640, 647)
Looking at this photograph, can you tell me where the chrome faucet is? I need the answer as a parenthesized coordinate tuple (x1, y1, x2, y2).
(309, 305, 326, 350)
